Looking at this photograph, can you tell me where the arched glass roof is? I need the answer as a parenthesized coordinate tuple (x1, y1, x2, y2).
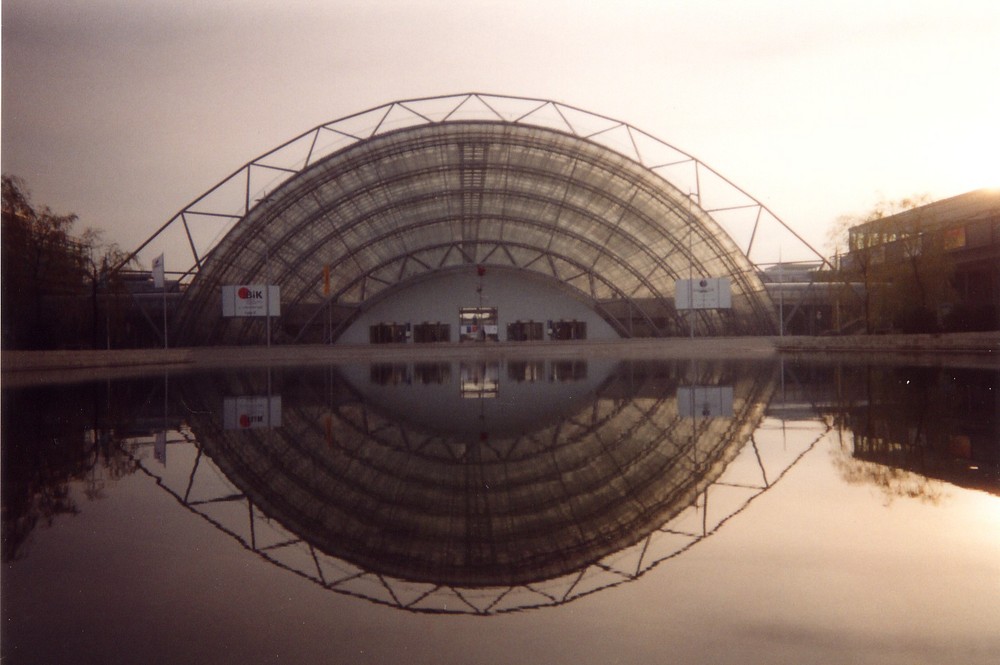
(122, 94, 826, 343)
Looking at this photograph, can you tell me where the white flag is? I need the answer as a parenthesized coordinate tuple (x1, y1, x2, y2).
(152, 253, 165, 289)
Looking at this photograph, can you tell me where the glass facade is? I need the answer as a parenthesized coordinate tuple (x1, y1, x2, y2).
(173, 120, 778, 344)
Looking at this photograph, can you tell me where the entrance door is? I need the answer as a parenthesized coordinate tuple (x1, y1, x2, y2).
(459, 307, 498, 342)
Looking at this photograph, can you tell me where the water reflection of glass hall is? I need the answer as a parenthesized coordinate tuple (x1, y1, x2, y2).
(165, 359, 787, 610)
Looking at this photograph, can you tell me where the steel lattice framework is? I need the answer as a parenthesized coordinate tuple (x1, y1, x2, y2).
(123, 94, 828, 344)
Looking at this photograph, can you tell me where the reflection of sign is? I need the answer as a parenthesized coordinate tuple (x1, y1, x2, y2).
(222, 285, 281, 317)
(223, 396, 282, 429)
(678, 386, 734, 418)
(675, 278, 732, 310)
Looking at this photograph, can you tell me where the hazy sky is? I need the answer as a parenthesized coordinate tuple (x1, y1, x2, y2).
(3, 0, 998, 262)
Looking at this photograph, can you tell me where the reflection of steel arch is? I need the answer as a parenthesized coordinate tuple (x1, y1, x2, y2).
(123, 94, 828, 344)
(132, 360, 829, 614)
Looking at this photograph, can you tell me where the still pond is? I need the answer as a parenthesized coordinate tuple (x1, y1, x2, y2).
(2, 355, 998, 664)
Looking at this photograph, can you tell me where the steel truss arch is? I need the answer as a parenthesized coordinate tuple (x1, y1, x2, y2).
(123, 93, 828, 344)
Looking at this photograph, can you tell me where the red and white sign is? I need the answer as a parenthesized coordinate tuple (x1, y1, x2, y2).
(223, 396, 282, 430)
(222, 284, 281, 317)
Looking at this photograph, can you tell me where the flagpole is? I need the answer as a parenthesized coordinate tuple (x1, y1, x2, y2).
(162, 282, 168, 350)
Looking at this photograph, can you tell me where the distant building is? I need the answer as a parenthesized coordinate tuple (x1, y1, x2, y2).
(844, 189, 1000, 331)
(758, 260, 839, 336)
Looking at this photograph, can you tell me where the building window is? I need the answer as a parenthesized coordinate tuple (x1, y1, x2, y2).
(943, 226, 967, 251)
(413, 322, 451, 343)
(506, 320, 544, 341)
(550, 320, 587, 340)
(370, 323, 408, 344)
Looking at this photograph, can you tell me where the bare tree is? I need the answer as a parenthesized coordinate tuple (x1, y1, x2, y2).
(2, 174, 135, 348)
(2, 175, 86, 347)
(828, 195, 954, 334)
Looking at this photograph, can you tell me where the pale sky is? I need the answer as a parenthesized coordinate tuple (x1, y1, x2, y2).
(3, 0, 999, 263)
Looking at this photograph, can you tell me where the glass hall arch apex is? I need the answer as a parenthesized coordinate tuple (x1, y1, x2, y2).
(127, 94, 821, 344)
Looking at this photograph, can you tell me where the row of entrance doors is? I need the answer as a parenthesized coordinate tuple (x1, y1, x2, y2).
(368, 307, 587, 344)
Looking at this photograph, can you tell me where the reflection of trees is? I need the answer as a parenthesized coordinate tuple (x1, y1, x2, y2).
(1, 381, 149, 561)
(831, 453, 945, 506)
(828, 196, 958, 333)
(822, 362, 999, 499)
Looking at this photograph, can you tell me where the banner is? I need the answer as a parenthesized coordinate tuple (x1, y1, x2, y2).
(221, 285, 281, 317)
(152, 254, 165, 289)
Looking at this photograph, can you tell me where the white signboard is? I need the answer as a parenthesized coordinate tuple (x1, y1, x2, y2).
(678, 386, 734, 418)
(152, 254, 165, 289)
(222, 285, 281, 317)
(223, 396, 283, 430)
(675, 278, 732, 310)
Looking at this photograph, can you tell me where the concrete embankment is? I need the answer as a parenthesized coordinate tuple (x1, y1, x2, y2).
(775, 331, 999, 355)
(3, 332, 997, 385)
(3, 348, 195, 372)
(1, 338, 774, 385)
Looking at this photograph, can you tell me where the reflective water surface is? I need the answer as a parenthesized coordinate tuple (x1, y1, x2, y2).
(2, 356, 998, 664)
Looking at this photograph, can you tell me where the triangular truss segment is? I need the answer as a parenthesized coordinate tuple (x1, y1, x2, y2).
(119, 93, 829, 287)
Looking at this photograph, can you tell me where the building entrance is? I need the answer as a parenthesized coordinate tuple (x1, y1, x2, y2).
(459, 307, 498, 342)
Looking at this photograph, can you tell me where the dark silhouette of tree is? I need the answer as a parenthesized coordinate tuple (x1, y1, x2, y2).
(80, 228, 134, 349)
(828, 363, 998, 501)
(2, 175, 134, 349)
(2, 175, 85, 347)
(828, 196, 956, 333)
(1, 381, 142, 562)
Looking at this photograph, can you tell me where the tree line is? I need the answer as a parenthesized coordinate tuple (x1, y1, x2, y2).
(2, 175, 134, 349)
(824, 196, 984, 334)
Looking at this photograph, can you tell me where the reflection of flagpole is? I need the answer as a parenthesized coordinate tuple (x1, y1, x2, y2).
(155, 369, 168, 466)
(264, 243, 271, 349)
